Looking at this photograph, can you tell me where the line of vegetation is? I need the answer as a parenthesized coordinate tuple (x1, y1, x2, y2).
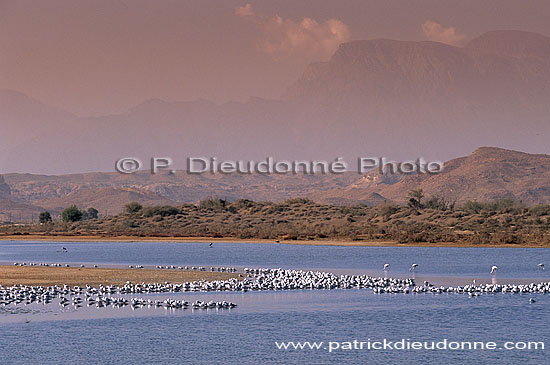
(3, 191, 550, 245)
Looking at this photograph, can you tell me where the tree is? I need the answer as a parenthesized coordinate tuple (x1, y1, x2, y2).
(199, 197, 228, 211)
(81, 207, 98, 220)
(39, 211, 52, 224)
(125, 202, 143, 214)
(424, 195, 455, 211)
(86, 207, 98, 219)
(62, 205, 83, 222)
(407, 189, 425, 209)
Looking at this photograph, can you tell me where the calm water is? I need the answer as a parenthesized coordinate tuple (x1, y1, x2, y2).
(1, 240, 549, 278)
(1, 241, 549, 364)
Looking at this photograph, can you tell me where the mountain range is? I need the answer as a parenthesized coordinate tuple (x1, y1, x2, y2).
(1, 147, 550, 221)
(2, 30, 550, 220)
(1, 30, 550, 175)
(312, 147, 550, 205)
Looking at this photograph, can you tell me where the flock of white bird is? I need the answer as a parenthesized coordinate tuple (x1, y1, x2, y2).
(12, 262, 238, 272)
(13, 261, 545, 275)
(0, 281, 239, 310)
(2, 263, 549, 312)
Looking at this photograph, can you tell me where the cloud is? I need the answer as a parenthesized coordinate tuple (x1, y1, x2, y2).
(235, 4, 254, 17)
(235, 4, 351, 60)
(421, 20, 465, 46)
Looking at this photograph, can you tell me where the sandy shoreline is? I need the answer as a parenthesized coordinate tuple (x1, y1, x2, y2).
(1, 234, 549, 248)
(0, 265, 240, 287)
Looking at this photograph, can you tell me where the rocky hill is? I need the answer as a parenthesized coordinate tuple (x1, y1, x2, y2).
(2, 147, 550, 221)
(0, 175, 11, 197)
(313, 147, 550, 205)
(0, 172, 360, 220)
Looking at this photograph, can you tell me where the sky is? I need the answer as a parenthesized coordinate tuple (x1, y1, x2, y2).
(2, 0, 550, 116)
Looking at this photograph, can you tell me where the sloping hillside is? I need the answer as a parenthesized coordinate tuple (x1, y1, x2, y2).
(314, 147, 550, 205)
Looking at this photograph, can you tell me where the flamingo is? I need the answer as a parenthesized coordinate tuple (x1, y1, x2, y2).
(383, 264, 390, 271)
(538, 263, 545, 271)
(409, 264, 418, 272)
(490, 266, 498, 275)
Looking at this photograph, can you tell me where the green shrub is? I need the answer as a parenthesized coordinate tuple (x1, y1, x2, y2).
(83, 207, 98, 219)
(62, 205, 83, 222)
(462, 199, 524, 214)
(424, 195, 455, 211)
(39, 211, 52, 224)
(199, 197, 228, 211)
(284, 197, 312, 205)
(529, 205, 550, 217)
(407, 189, 424, 209)
(143, 206, 181, 217)
(379, 204, 399, 218)
(125, 202, 143, 214)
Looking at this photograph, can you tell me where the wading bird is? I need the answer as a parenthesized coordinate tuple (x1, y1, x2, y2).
(490, 266, 498, 275)
(409, 264, 418, 272)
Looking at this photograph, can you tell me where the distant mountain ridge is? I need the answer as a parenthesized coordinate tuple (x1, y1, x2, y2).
(2, 147, 550, 221)
(286, 30, 550, 104)
(313, 147, 550, 205)
(0, 175, 11, 197)
(2, 30, 550, 174)
(0, 171, 360, 220)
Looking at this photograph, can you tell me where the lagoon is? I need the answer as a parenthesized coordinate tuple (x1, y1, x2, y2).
(1, 241, 549, 364)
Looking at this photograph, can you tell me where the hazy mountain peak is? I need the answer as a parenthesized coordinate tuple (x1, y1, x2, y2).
(0, 175, 11, 197)
(311, 147, 550, 205)
(470, 146, 549, 159)
(471, 146, 521, 155)
(333, 37, 459, 54)
(466, 30, 550, 57)
(288, 30, 550, 101)
(0, 89, 73, 117)
(127, 98, 218, 115)
(3, 31, 550, 175)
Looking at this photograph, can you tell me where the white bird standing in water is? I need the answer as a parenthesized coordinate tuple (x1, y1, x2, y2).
(538, 263, 545, 271)
(383, 264, 390, 271)
(409, 264, 418, 272)
(490, 266, 498, 275)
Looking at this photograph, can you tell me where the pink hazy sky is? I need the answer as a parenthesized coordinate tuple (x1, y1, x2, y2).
(1, 0, 549, 116)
